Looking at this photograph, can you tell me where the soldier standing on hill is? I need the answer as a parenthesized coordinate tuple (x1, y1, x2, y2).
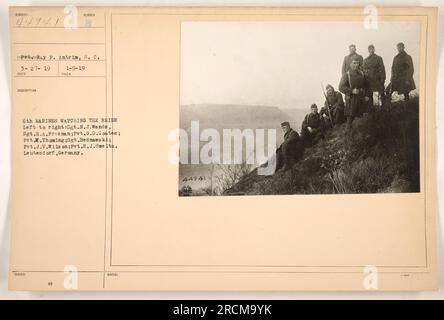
(301, 104, 324, 146)
(363, 44, 386, 108)
(320, 84, 345, 127)
(391, 42, 416, 100)
(341, 44, 364, 75)
(339, 57, 371, 131)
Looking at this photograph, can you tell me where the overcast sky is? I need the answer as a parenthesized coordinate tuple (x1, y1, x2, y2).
(180, 21, 420, 109)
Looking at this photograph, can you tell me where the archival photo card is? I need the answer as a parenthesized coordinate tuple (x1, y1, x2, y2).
(8, 6, 437, 291)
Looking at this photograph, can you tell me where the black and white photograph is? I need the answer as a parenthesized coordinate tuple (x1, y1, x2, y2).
(179, 21, 421, 196)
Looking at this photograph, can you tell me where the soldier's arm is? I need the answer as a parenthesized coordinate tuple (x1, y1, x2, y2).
(390, 57, 396, 81)
(339, 74, 351, 96)
(335, 92, 344, 107)
(281, 131, 295, 148)
(323, 98, 330, 110)
(327, 99, 337, 110)
(406, 55, 414, 78)
(359, 55, 364, 71)
(379, 56, 386, 82)
(301, 115, 308, 130)
(341, 57, 347, 75)
(288, 131, 300, 144)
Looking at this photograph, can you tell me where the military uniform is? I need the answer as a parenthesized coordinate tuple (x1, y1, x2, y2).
(363, 53, 386, 93)
(320, 90, 345, 126)
(341, 53, 364, 75)
(339, 69, 370, 129)
(391, 51, 416, 98)
(276, 128, 302, 171)
(364, 53, 386, 108)
(301, 112, 324, 146)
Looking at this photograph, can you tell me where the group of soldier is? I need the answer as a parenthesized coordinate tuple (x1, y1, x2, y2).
(275, 42, 416, 172)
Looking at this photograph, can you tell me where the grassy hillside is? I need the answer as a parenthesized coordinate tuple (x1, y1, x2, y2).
(225, 98, 420, 195)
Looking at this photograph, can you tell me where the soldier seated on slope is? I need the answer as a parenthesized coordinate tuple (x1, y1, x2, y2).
(320, 84, 345, 127)
(300, 104, 325, 147)
(275, 121, 303, 172)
